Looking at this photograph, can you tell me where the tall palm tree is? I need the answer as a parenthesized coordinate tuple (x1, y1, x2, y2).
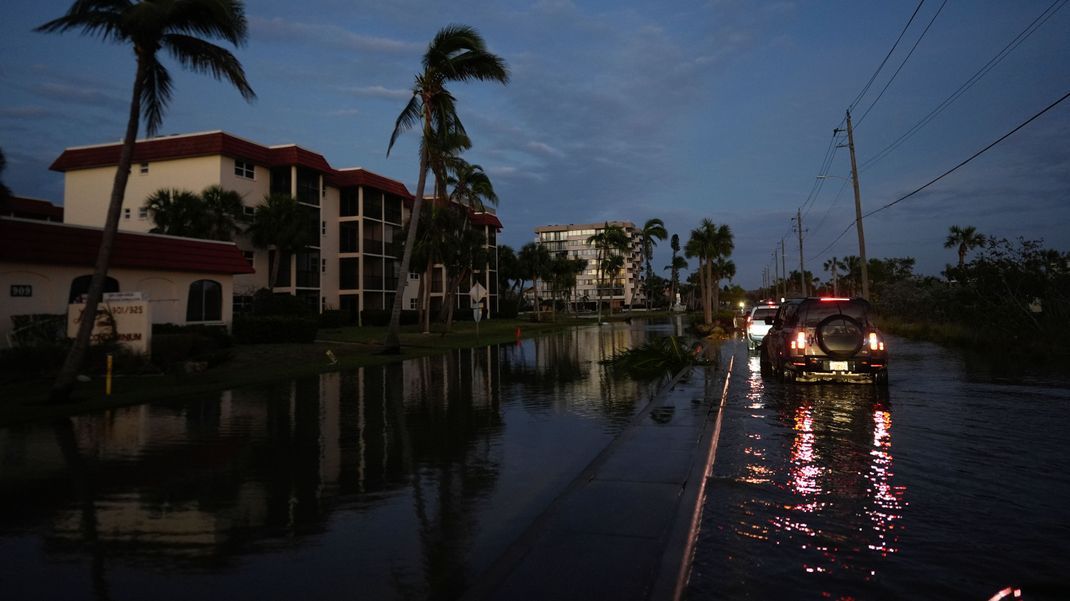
(0, 148, 12, 209)
(639, 218, 667, 310)
(518, 242, 551, 321)
(38, 0, 255, 402)
(248, 194, 314, 289)
(665, 233, 683, 305)
(384, 24, 508, 353)
(686, 220, 733, 326)
(586, 223, 630, 321)
(945, 225, 987, 269)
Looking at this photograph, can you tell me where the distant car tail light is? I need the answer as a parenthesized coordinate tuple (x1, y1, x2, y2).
(791, 331, 807, 349)
(868, 332, 883, 351)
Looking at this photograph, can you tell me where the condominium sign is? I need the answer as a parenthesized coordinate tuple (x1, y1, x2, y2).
(67, 292, 152, 354)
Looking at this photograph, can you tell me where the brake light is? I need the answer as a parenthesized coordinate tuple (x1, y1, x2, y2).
(868, 332, 884, 351)
(820, 297, 850, 302)
(791, 331, 807, 349)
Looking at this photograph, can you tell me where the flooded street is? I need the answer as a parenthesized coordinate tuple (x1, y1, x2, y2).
(0, 323, 664, 601)
(687, 337, 1070, 600)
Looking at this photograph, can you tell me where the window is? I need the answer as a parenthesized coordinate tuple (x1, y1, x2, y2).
(69, 275, 119, 303)
(321, 258, 327, 273)
(242, 251, 255, 266)
(139, 163, 149, 174)
(295, 251, 320, 288)
(234, 159, 255, 179)
(340, 187, 358, 216)
(409, 297, 418, 310)
(409, 272, 420, 280)
(233, 295, 254, 315)
(186, 280, 222, 322)
(123, 208, 131, 220)
(340, 222, 358, 253)
(321, 220, 326, 236)
(340, 258, 359, 290)
(138, 207, 148, 220)
(243, 205, 256, 218)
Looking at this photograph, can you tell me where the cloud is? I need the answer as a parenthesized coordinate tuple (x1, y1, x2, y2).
(30, 82, 126, 111)
(327, 108, 361, 117)
(250, 17, 421, 54)
(0, 106, 54, 119)
(525, 140, 565, 158)
(336, 85, 412, 100)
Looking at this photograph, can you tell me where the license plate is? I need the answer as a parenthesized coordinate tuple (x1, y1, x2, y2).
(829, 361, 848, 371)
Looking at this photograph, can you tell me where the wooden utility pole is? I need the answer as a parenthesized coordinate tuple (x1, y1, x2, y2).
(780, 239, 788, 298)
(795, 208, 807, 296)
(845, 110, 870, 299)
(773, 251, 780, 299)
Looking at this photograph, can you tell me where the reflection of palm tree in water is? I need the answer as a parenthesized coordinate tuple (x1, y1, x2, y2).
(52, 417, 111, 601)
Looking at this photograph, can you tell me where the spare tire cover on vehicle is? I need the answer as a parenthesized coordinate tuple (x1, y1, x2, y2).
(815, 314, 865, 358)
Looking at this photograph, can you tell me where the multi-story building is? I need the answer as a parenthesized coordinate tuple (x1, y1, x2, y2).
(534, 221, 643, 310)
(50, 131, 502, 322)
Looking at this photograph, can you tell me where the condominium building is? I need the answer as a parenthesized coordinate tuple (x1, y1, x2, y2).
(534, 221, 643, 310)
(50, 131, 502, 322)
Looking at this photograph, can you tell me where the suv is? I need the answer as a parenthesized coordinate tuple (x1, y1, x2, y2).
(745, 302, 779, 352)
(759, 297, 888, 384)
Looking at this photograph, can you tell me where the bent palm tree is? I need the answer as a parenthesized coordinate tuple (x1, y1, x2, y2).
(639, 218, 667, 309)
(38, 0, 255, 402)
(944, 225, 986, 269)
(384, 24, 508, 353)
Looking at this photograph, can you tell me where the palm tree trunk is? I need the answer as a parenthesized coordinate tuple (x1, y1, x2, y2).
(533, 276, 541, 322)
(51, 59, 145, 402)
(418, 265, 430, 334)
(384, 149, 429, 352)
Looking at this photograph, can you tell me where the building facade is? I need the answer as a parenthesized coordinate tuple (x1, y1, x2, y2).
(50, 131, 501, 322)
(534, 221, 643, 310)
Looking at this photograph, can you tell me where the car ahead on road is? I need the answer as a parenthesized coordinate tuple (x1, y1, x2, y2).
(759, 297, 888, 384)
(745, 302, 779, 352)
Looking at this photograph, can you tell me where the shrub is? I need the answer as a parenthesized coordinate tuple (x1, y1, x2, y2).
(0, 342, 71, 380)
(319, 309, 350, 328)
(360, 309, 418, 326)
(9, 314, 66, 346)
(251, 288, 313, 316)
(496, 296, 520, 319)
(233, 315, 318, 344)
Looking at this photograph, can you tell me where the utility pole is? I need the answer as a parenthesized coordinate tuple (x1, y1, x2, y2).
(844, 110, 870, 299)
(773, 251, 780, 299)
(794, 208, 807, 296)
(780, 239, 788, 298)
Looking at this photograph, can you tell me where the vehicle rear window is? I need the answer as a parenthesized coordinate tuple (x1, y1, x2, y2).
(752, 307, 777, 320)
(801, 301, 869, 326)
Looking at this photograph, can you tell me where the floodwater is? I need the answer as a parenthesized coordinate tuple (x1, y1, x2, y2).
(686, 337, 1070, 600)
(0, 320, 678, 601)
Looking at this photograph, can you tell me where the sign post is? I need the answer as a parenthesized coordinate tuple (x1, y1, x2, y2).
(469, 282, 487, 342)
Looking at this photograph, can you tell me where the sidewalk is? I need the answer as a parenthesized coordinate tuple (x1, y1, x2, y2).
(462, 350, 734, 601)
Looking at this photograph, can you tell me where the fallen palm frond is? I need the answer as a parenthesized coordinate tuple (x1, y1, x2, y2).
(602, 336, 709, 380)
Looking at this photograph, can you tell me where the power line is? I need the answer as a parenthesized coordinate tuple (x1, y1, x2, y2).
(860, 0, 1068, 170)
(865, 88, 1070, 218)
(849, 0, 925, 112)
(808, 87, 1070, 262)
(855, 0, 948, 128)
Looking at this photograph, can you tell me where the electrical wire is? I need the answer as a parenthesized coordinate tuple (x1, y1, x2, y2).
(860, 0, 1068, 170)
(808, 87, 1070, 262)
(849, 0, 925, 112)
(855, 0, 948, 128)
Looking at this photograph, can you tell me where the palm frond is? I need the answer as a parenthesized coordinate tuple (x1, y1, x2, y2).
(166, 0, 248, 46)
(163, 33, 255, 100)
(140, 57, 173, 135)
(35, 0, 129, 41)
(388, 93, 421, 157)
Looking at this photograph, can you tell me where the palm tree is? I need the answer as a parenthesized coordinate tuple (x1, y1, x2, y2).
(665, 234, 682, 305)
(38, 0, 255, 402)
(639, 218, 667, 309)
(0, 148, 12, 209)
(145, 188, 206, 237)
(518, 242, 551, 321)
(200, 185, 247, 241)
(945, 225, 987, 269)
(384, 24, 508, 353)
(686, 220, 733, 326)
(823, 256, 844, 296)
(449, 160, 497, 211)
(248, 194, 315, 290)
(586, 223, 630, 321)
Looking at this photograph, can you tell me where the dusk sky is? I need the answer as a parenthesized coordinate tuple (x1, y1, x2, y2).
(2, 0, 1068, 289)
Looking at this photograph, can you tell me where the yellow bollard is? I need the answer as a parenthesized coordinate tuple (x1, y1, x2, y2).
(106, 353, 113, 396)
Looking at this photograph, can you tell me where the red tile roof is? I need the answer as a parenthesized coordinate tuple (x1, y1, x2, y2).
(0, 218, 255, 275)
(471, 212, 503, 229)
(3, 196, 64, 221)
(50, 131, 414, 200)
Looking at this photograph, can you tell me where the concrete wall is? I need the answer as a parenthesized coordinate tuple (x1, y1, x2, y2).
(1, 261, 235, 348)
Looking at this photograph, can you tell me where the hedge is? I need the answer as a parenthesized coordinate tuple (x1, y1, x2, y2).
(233, 315, 319, 344)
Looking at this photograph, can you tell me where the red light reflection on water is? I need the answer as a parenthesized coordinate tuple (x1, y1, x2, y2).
(790, 404, 822, 498)
(865, 407, 906, 557)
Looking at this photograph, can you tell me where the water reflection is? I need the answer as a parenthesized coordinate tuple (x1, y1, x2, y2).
(0, 323, 659, 600)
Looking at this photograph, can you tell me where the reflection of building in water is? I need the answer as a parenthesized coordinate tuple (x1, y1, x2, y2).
(0, 349, 507, 569)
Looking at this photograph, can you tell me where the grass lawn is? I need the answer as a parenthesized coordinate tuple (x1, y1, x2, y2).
(0, 314, 637, 427)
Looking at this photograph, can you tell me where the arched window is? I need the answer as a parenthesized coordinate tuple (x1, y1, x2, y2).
(187, 280, 223, 322)
(68, 275, 119, 303)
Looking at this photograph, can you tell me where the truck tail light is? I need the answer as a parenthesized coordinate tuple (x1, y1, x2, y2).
(791, 331, 806, 349)
(868, 332, 884, 351)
